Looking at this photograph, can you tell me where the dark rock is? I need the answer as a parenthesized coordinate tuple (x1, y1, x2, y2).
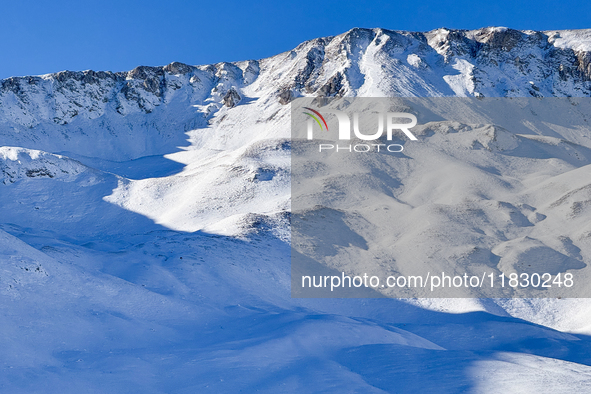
(25, 169, 54, 178)
(295, 47, 324, 90)
(318, 72, 343, 97)
(576, 51, 591, 81)
(278, 89, 293, 105)
(223, 88, 241, 108)
(128, 66, 164, 81)
(475, 28, 525, 51)
(164, 62, 193, 75)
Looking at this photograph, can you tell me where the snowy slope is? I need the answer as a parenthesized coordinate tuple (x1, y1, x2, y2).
(1, 27, 591, 392)
(291, 97, 591, 299)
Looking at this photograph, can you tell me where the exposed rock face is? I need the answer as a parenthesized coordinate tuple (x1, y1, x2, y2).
(318, 72, 343, 97)
(222, 87, 241, 108)
(163, 61, 193, 75)
(278, 89, 293, 105)
(576, 51, 591, 81)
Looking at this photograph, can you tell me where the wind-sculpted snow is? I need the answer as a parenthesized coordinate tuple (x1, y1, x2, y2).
(1, 27, 591, 392)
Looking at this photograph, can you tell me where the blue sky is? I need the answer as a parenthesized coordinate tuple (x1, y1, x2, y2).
(1, 0, 590, 79)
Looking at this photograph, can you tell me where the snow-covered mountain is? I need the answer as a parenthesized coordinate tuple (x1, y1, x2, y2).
(3, 27, 591, 157)
(2, 27, 591, 392)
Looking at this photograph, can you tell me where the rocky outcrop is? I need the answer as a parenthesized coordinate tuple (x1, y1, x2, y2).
(0, 147, 87, 184)
(222, 87, 241, 108)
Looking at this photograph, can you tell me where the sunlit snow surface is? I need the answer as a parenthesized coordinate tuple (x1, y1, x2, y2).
(1, 27, 591, 392)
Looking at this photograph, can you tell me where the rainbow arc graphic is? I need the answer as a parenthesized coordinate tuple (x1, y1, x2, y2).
(303, 107, 329, 131)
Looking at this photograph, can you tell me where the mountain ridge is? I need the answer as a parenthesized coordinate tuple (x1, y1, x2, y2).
(1, 27, 590, 163)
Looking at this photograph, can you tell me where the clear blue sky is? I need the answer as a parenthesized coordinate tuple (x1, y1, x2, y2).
(1, 0, 590, 79)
